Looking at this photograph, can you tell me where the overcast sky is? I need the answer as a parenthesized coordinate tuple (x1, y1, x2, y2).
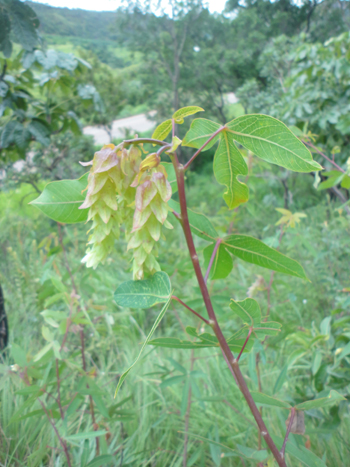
(31, 0, 227, 14)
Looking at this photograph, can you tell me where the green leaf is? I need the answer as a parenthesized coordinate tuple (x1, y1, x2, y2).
(236, 445, 268, 461)
(160, 375, 186, 388)
(271, 435, 326, 467)
(27, 119, 51, 146)
(86, 456, 116, 467)
(42, 325, 54, 342)
(318, 173, 344, 191)
(341, 175, 350, 189)
(149, 335, 252, 353)
(213, 131, 249, 209)
(30, 173, 89, 224)
(11, 344, 27, 367)
(182, 118, 221, 150)
(114, 271, 171, 309)
(9, 1, 39, 51)
(295, 390, 346, 411)
(173, 106, 204, 123)
(230, 298, 261, 326)
(273, 364, 288, 394)
(152, 119, 172, 141)
(226, 115, 322, 172)
(250, 391, 291, 409)
(168, 199, 218, 241)
(223, 235, 308, 280)
(65, 431, 108, 442)
(203, 243, 233, 280)
(115, 295, 172, 397)
(81, 439, 89, 467)
(337, 341, 350, 360)
(33, 342, 53, 362)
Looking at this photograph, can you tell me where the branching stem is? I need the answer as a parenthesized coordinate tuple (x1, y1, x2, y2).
(237, 327, 252, 362)
(303, 140, 344, 173)
(204, 238, 222, 284)
(183, 126, 225, 170)
(172, 146, 287, 467)
(172, 295, 209, 325)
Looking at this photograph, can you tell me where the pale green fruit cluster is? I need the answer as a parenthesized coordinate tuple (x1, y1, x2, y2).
(127, 165, 173, 280)
(80, 144, 172, 279)
(79, 144, 141, 269)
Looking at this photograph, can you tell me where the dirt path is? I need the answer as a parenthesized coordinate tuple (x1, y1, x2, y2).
(83, 110, 157, 145)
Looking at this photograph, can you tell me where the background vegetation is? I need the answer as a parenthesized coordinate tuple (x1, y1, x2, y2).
(0, 0, 349, 466)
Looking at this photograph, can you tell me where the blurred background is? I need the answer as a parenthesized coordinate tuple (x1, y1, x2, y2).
(0, 0, 350, 466)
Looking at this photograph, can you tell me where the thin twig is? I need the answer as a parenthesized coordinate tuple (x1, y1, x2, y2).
(303, 140, 344, 173)
(183, 127, 225, 171)
(183, 350, 194, 467)
(237, 328, 252, 362)
(123, 138, 168, 147)
(280, 408, 295, 459)
(55, 359, 64, 420)
(172, 296, 209, 325)
(204, 238, 222, 284)
(80, 328, 100, 455)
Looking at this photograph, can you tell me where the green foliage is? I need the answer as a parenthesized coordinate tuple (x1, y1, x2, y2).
(0, 0, 40, 57)
(0, 48, 99, 163)
(30, 173, 89, 223)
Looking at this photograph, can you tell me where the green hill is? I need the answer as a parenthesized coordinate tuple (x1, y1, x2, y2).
(27, 2, 119, 40)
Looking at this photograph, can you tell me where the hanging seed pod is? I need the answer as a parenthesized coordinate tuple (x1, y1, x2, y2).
(79, 144, 141, 269)
(128, 165, 173, 280)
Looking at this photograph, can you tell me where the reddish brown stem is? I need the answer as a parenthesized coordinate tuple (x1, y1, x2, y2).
(280, 408, 295, 459)
(303, 140, 345, 173)
(38, 399, 72, 467)
(80, 328, 100, 455)
(183, 350, 194, 467)
(204, 238, 222, 284)
(172, 154, 287, 467)
(183, 127, 225, 170)
(55, 359, 64, 420)
(237, 327, 252, 362)
(172, 296, 209, 325)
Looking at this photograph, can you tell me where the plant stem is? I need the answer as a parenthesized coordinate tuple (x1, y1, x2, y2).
(80, 328, 100, 455)
(237, 327, 252, 362)
(204, 238, 222, 284)
(280, 408, 295, 459)
(172, 296, 209, 325)
(183, 350, 194, 467)
(39, 399, 72, 467)
(55, 359, 64, 420)
(303, 140, 345, 173)
(123, 138, 169, 148)
(183, 127, 225, 171)
(172, 154, 287, 467)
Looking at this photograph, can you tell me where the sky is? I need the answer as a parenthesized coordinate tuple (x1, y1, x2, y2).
(31, 0, 227, 14)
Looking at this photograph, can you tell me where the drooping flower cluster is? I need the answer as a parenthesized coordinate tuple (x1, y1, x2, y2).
(79, 143, 172, 279)
(128, 165, 173, 280)
(79, 144, 141, 269)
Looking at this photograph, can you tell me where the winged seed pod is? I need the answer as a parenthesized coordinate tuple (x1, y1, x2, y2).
(79, 144, 172, 278)
(128, 165, 173, 280)
(79, 144, 141, 269)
